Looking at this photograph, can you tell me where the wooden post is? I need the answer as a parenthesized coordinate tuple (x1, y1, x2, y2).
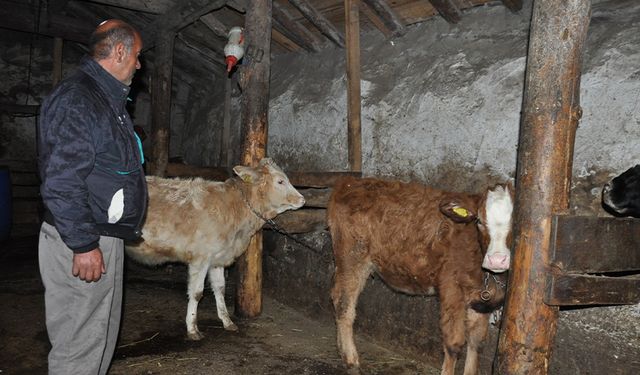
(149, 33, 174, 177)
(495, 1, 591, 374)
(235, 0, 272, 318)
(52, 37, 63, 86)
(220, 75, 232, 167)
(345, 0, 362, 172)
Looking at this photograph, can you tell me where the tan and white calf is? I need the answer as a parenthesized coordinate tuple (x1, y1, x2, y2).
(126, 158, 305, 340)
(327, 177, 513, 375)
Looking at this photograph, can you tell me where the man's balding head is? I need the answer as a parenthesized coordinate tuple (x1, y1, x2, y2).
(89, 19, 140, 60)
(89, 19, 143, 86)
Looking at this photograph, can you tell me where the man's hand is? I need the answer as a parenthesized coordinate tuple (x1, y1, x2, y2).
(72, 248, 106, 282)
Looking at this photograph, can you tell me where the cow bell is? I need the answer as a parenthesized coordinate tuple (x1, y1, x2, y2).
(224, 26, 245, 73)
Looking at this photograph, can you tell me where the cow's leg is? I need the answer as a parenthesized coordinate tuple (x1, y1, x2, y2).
(208, 266, 238, 331)
(438, 285, 467, 375)
(331, 248, 371, 369)
(462, 308, 490, 375)
(186, 262, 209, 340)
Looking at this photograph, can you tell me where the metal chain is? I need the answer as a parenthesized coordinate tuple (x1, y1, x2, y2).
(240, 188, 324, 255)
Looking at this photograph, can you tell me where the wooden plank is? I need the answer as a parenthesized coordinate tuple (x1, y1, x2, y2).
(235, 0, 273, 319)
(271, 29, 301, 52)
(360, 2, 392, 38)
(345, 0, 362, 172)
(362, 0, 406, 37)
(551, 215, 640, 273)
(269, 208, 327, 233)
(286, 171, 361, 188)
(52, 38, 63, 86)
(141, 0, 226, 50)
(272, 3, 320, 52)
(148, 34, 174, 177)
(287, 0, 345, 48)
(428, 0, 461, 23)
(501, 0, 524, 12)
(0, 104, 40, 115)
(496, 1, 591, 374)
(220, 76, 233, 167)
(75, 0, 174, 14)
(200, 13, 228, 39)
(0, 1, 93, 44)
(298, 188, 331, 208)
(545, 273, 640, 306)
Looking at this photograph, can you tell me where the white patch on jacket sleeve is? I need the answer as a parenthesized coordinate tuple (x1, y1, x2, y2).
(108, 189, 124, 223)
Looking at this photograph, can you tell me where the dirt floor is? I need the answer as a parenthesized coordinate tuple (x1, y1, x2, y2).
(0, 235, 440, 375)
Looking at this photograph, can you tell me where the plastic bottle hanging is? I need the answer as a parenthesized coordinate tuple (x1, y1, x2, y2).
(224, 26, 245, 73)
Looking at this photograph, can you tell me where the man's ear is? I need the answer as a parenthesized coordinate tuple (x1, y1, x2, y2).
(439, 201, 477, 223)
(114, 42, 126, 63)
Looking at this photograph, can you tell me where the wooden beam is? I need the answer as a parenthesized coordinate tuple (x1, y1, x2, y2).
(272, 3, 321, 52)
(199, 13, 228, 39)
(235, 0, 273, 319)
(501, 0, 524, 12)
(287, 171, 362, 188)
(0, 104, 40, 115)
(220, 76, 233, 167)
(141, 0, 226, 51)
(149, 34, 175, 177)
(52, 38, 64, 86)
(362, 0, 406, 37)
(546, 274, 640, 306)
(428, 0, 461, 24)
(550, 215, 640, 273)
(74, 0, 174, 14)
(297, 188, 331, 208)
(287, 0, 345, 48)
(271, 28, 301, 52)
(269, 208, 327, 233)
(146, 162, 230, 180)
(176, 32, 225, 67)
(360, 2, 392, 38)
(345, 0, 362, 172)
(496, 1, 591, 374)
(0, 1, 93, 44)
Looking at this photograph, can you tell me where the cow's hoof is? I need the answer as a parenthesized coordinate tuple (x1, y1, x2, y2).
(346, 366, 363, 375)
(224, 322, 239, 332)
(187, 330, 204, 340)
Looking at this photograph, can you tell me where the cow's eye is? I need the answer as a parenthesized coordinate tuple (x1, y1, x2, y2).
(277, 179, 284, 185)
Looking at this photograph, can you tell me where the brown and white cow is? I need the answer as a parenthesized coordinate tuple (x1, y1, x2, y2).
(327, 177, 513, 375)
(126, 158, 305, 340)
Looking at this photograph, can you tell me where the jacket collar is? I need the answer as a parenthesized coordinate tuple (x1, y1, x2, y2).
(78, 55, 130, 104)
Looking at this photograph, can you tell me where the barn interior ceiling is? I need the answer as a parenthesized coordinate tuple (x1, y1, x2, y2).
(1, 0, 522, 79)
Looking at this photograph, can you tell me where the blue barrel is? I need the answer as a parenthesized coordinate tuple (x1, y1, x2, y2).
(0, 167, 12, 242)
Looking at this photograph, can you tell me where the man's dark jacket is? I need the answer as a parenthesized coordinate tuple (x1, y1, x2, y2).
(38, 56, 147, 253)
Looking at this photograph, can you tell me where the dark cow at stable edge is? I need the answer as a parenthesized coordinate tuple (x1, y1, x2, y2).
(602, 164, 640, 217)
(327, 177, 514, 375)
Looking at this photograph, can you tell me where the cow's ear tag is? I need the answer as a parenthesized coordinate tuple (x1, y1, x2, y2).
(242, 175, 253, 183)
(453, 207, 469, 218)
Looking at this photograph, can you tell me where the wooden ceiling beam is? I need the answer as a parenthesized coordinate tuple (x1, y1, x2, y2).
(200, 13, 229, 39)
(74, 0, 174, 14)
(362, 0, 406, 37)
(141, 0, 227, 50)
(273, 3, 321, 52)
(428, 0, 462, 24)
(501, 0, 523, 12)
(287, 0, 345, 48)
(0, 0, 94, 44)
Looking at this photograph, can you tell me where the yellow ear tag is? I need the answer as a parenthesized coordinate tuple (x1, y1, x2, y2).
(242, 175, 253, 183)
(453, 207, 469, 218)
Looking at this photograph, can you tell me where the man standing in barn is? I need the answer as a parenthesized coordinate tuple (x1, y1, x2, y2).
(37, 19, 147, 375)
